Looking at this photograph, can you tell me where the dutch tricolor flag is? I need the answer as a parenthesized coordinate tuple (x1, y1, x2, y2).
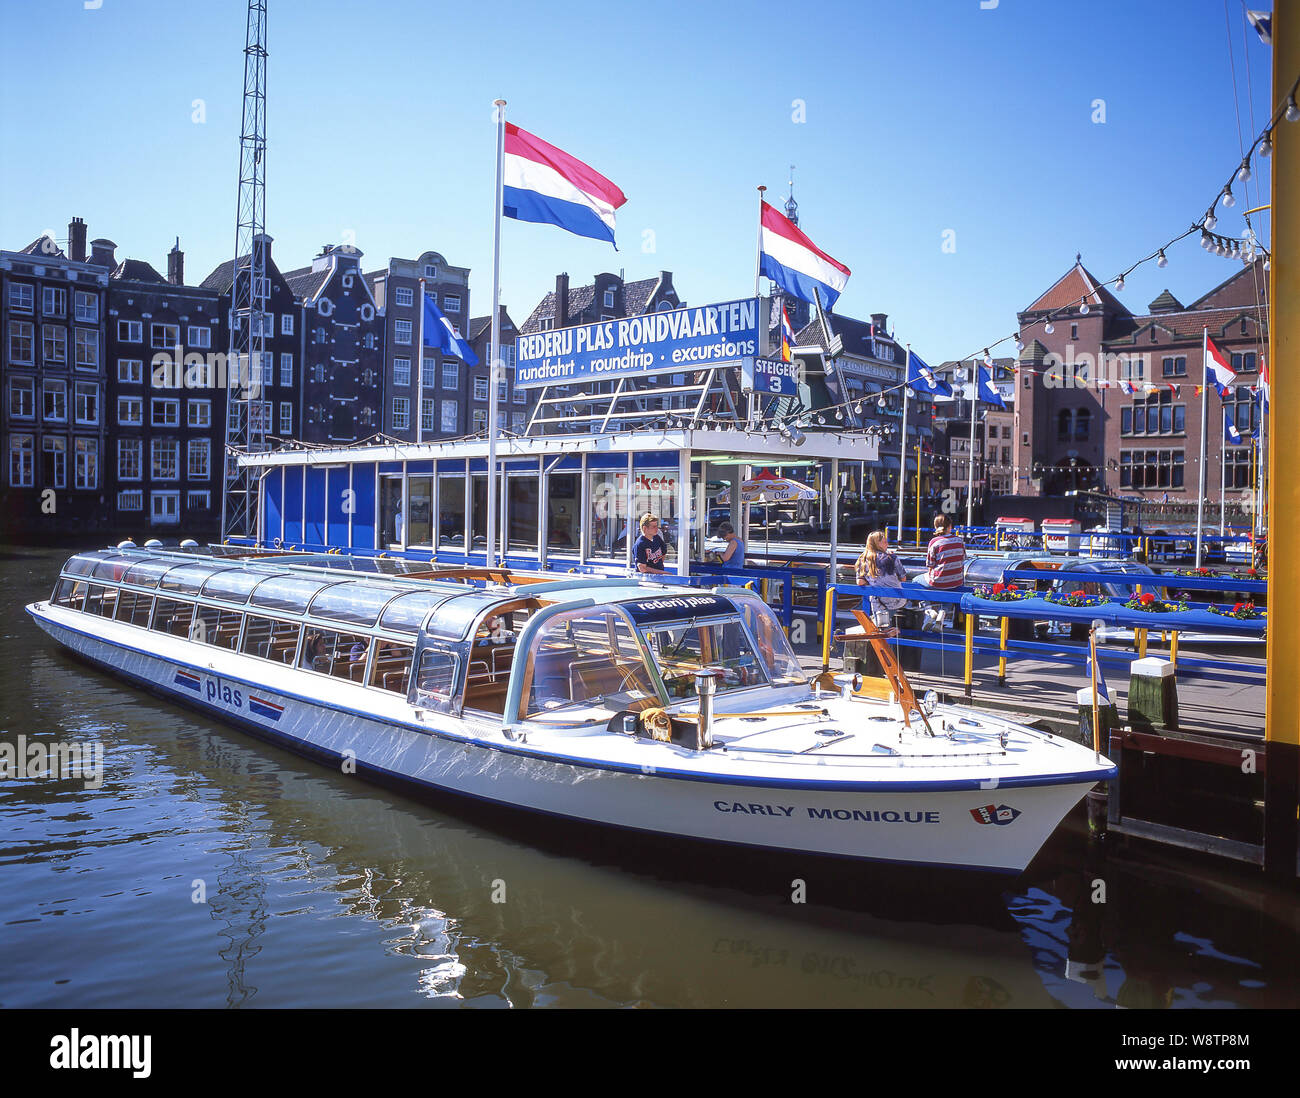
(759, 201, 852, 310)
(503, 123, 627, 246)
(779, 304, 796, 363)
(1206, 336, 1237, 399)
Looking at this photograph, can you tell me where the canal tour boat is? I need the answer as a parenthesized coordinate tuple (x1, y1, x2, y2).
(27, 545, 1115, 875)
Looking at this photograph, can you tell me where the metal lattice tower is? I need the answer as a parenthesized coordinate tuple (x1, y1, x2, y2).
(221, 0, 269, 541)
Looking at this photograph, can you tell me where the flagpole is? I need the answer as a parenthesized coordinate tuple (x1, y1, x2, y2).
(1220, 410, 1227, 538)
(897, 344, 911, 543)
(754, 185, 766, 298)
(416, 276, 426, 445)
(966, 361, 977, 530)
(487, 98, 506, 570)
(1196, 326, 1208, 567)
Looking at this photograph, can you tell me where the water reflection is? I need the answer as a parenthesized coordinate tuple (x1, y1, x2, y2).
(0, 545, 1296, 1009)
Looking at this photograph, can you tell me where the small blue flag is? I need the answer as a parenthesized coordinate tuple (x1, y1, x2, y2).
(976, 363, 1007, 409)
(1087, 649, 1111, 705)
(907, 351, 953, 397)
(1224, 407, 1244, 446)
(423, 293, 479, 365)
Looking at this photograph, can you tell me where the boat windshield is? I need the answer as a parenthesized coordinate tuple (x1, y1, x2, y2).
(640, 616, 773, 700)
(523, 607, 658, 717)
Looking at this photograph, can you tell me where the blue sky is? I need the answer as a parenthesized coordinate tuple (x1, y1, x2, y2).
(0, 0, 1274, 362)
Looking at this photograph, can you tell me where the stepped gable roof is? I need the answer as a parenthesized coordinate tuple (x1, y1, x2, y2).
(281, 265, 331, 302)
(110, 258, 167, 284)
(20, 235, 65, 258)
(1021, 259, 1129, 315)
(200, 253, 287, 295)
(1147, 289, 1183, 313)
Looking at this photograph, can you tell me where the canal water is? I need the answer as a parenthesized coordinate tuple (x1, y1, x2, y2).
(1, 545, 1296, 1010)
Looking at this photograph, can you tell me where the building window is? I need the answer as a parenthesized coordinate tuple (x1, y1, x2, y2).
(113, 319, 139, 343)
(8, 283, 34, 312)
(281, 313, 294, 336)
(1162, 355, 1187, 377)
(279, 402, 292, 435)
(443, 293, 461, 313)
(43, 379, 67, 422)
(187, 490, 211, 511)
(187, 439, 210, 480)
(118, 359, 143, 384)
(603, 289, 615, 308)
(392, 397, 410, 431)
(513, 386, 526, 405)
(152, 439, 180, 481)
(9, 376, 35, 419)
(9, 434, 34, 487)
(151, 491, 180, 524)
(394, 286, 413, 308)
(260, 351, 273, 387)
(540, 317, 554, 331)
(151, 398, 180, 427)
(117, 396, 143, 425)
(74, 292, 98, 323)
(472, 409, 487, 433)
(187, 400, 211, 428)
(394, 320, 412, 345)
(423, 264, 438, 279)
(74, 382, 99, 425)
(278, 353, 292, 387)
(421, 360, 436, 389)
(43, 287, 66, 317)
(1070, 323, 1078, 340)
(42, 437, 67, 489)
(1074, 408, 1091, 440)
(9, 320, 34, 364)
(393, 358, 411, 387)
(1231, 351, 1258, 374)
(74, 328, 99, 369)
(188, 325, 212, 348)
(117, 439, 142, 482)
(473, 377, 488, 402)
(421, 397, 435, 433)
(441, 362, 459, 390)
(441, 399, 458, 434)
(118, 490, 143, 512)
(74, 438, 97, 489)
(512, 412, 525, 432)
(1120, 448, 1185, 489)
(150, 323, 179, 349)
(38, 325, 64, 364)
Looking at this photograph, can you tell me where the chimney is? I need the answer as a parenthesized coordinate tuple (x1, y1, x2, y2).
(871, 312, 888, 333)
(68, 217, 87, 263)
(167, 238, 184, 286)
(89, 238, 117, 269)
(555, 273, 569, 328)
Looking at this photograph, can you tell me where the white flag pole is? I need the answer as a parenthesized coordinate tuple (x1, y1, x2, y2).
(1220, 410, 1227, 538)
(897, 344, 911, 543)
(750, 186, 766, 431)
(1195, 326, 1208, 567)
(487, 98, 506, 570)
(966, 361, 978, 530)
(416, 276, 426, 445)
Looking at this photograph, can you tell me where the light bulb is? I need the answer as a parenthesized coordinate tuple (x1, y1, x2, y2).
(1287, 96, 1300, 122)
(1044, 321, 1054, 334)
(1238, 162, 1252, 183)
(817, 415, 826, 425)
(1014, 336, 1025, 351)
(1205, 212, 1217, 230)
(1156, 250, 1168, 268)
(1079, 300, 1090, 315)
(876, 398, 886, 412)
(1260, 135, 1273, 158)
(983, 349, 992, 365)
(1115, 275, 1125, 291)
(1264, 258, 1270, 271)
(1201, 233, 1212, 250)
(835, 408, 844, 420)
(1222, 187, 1236, 208)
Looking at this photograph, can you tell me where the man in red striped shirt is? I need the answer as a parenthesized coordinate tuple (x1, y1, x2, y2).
(919, 514, 965, 631)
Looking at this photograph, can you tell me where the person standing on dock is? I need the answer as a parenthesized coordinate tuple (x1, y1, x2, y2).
(716, 522, 746, 571)
(918, 513, 965, 631)
(634, 513, 668, 574)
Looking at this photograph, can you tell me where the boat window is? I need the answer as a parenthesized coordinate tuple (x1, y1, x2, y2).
(200, 569, 270, 604)
(64, 553, 111, 577)
(369, 641, 415, 695)
(732, 597, 807, 687)
(151, 597, 195, 637)
(299, 628, 371, 680)
(90, 555, 138, 582)
(83, 583, 118, 619)
(377, 591, 443, 635)
(523, 608, 657, 718)
(307, 582, 395, 628)
(250, 575, 335, 614)
(121, 559, 176, 589)
(159, 563, 232, 596)
(411, 646, 461, 715)
(192, 604, 243, 650)
(641, 617, 769, 699)
(242, 616, 303, 664)
(52, 578, 87, 609)
(115, 590, 154, 627)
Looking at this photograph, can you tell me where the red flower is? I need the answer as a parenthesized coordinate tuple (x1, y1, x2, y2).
(992, 583, 1005, 595)
(1140, 593, 1156, 605)
(1247, 567, 1257, 575)
(1070, 590, 1086, 598)
(1233, 602, 1244, 611)
(1009, 584, 1019, 592)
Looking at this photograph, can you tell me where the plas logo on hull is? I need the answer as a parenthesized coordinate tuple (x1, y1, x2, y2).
(970, 804, 1021, 826)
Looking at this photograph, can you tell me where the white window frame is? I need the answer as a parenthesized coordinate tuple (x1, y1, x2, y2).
(394, 286, 413, 308)
(151, 398, 180, 428)
(280, 353, 293, 387)
(117, 319, 142, 342)
(117, 490, 143, 512)
(392, 397, 410, 431)
(117, 396, 143, 426)
(394, 319, 412, 345)
(9, 434, 34, 487)
(117, 438, 142, 482)
(187, 438, 210, 481)
(187, 325, 212, 348)
(74, 291, 98, 323)
(150, 322, 180, 350)
(150, 490, 181, 524)
(151, 439, 180, 481)
(74, 437, 97, 490)
(281, 313, 294, 336)
(43, 287, 66, 318)
(441, 398, 458, 434)
(9, 320, 34, 364)
(74, 381, 99, 425)
(8, 283, 34, 312)
(43, 378, 67, 422)
(441, 361, 459, 390)
(9, 375, 35, 419)
(187, 399, 212, 428)
(42, 324, 67, 364)
(279, 402, 292, 434)
(74, 327, 99, 369)
(117, 359, 143, 384)
(393, 358, 411, 387)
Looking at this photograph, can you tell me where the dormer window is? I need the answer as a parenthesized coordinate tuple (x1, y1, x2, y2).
(424, 264, 438, 279)
(603, 289, 615, 308)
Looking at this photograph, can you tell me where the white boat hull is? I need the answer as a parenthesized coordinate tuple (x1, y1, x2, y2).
(29, 602, 1108, 874)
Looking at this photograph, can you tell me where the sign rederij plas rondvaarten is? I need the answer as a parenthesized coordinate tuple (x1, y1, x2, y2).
(514, 297, 760, 389)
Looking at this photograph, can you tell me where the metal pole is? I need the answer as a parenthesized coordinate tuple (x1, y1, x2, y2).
(897, 344, 910, 543)
(1195, 326, 1208, 567)
(1220, 414, 1226, 538)
(487, 98, 506, 569)
(417, 276, 425, 444)
(966, 362, 977, 530)
(754, 185, 767, 298)
(829, 457, 839, 580)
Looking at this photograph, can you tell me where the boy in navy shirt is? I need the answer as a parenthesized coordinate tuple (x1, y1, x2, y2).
(633, 512, 668, 574)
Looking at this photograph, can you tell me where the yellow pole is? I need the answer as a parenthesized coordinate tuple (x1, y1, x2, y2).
(1136, 627, 1147, 659)
(820, 585, 835, 682)
(1170, 630, 1179, 673)
(1265, 3, 1300, 876)
(963, 609, 975, 698)
(997, 615, 1010, 685)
